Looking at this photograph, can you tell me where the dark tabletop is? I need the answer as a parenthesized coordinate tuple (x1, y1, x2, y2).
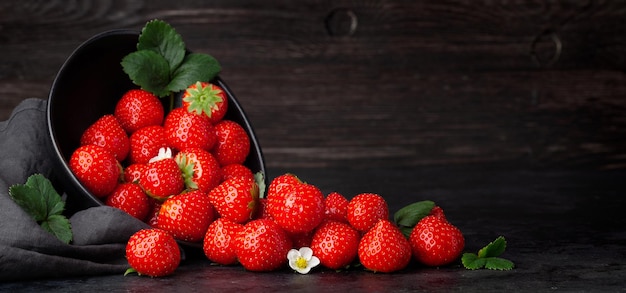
(1, 165, 624, 292)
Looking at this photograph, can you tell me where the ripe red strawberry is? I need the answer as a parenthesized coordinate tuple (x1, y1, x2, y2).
(125, 228, 180, 277)
(208, 176, 259, 224)
(212, 120, 250, 166)
(234, 219, 292, 272)
(175, 148, 222, 193)
(139, 150, 184, 201)
(221, 163, 253, 182)
(157, 190, 215, 242)
(80, 114, 130, 161)
(114, 89, 164, 134)
(310, 220, 360, 270)
(182, 81, 228, 124)
(409, 215, 465, 267)
(429, 205, 446, 219)
(324, 192, 349, 223)
(164, 107, 216, 152)
(267, 173, 301, 198)
(203, 217, 243, 265)
(105, 183, 150, 221)
(129, 125, 168, 165)
(347, 193, 389, 232)
(267, 181, 325, 234)
(69, 144, 121, 198)
(123, 163, 147, 183)
(358, 219, 412, 273)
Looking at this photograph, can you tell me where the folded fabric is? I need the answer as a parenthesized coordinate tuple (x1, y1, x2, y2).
(0, 98, 149, 282)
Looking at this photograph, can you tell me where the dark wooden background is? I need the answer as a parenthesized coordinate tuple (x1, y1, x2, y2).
(1, 0, 625, 170)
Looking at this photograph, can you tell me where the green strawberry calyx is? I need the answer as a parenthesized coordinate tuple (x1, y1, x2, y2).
(184, 81, 224, 118)
(175, 152, 198, 190)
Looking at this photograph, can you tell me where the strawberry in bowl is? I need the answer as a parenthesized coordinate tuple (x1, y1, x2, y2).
(47, 21, 266, 216)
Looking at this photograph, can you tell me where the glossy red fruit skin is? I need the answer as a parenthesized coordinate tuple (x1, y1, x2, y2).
(69, 144, 121, 198)
(234, 219, 292, 272)
(203, 218, 243, 265)
(139, 158, 185, 201)
(80, 114, 130, 161)
(156, 190, 215, 242)
(212, 120, 250, 166)
(123, 163, 147, 183)
(105, 182, 150, 221)
(266, 173, 301, 199)
(324, 192, 349, 223)
(310, 220, 360, 270)
(358, 219, 412, 273)
(208, 177, 259, 224)
(182, 81, 228, 124)
(267, 182, 325, 234)
(409, 215, 465, 267)
(221, 164, 254, 182)
(125, 228, 180, 277)
(164, 107, 216, 152)
(129, 125, 167, 165)
(347, 193, 389, 233)
(175, 148, 222, 193)
(114, 89, 164, 134)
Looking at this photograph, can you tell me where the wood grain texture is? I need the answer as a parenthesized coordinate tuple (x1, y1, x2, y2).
(1, 0, 625, 169)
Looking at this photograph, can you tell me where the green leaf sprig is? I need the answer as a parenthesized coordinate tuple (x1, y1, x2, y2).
(8, 174, 73, 244)
(121, 19, 221, 103)
(393, 200, 435, 238)
(462, 236, 514, 270)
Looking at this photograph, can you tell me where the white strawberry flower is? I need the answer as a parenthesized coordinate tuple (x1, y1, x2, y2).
(287, 247, 320, 274)
(149, 147, 173, 163)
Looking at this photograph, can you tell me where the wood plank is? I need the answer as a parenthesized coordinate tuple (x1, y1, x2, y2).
(1, 0, 625, 169)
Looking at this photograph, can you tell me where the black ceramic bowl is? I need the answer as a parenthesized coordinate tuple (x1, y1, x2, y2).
(47, 29, 266, 215)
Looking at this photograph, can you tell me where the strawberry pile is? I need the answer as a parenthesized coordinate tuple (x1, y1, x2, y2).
(69, 85, 466, 276)
(66, 19, 479, 277)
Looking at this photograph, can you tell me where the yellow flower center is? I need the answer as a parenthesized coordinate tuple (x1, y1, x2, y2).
(295, 257, 308, 269)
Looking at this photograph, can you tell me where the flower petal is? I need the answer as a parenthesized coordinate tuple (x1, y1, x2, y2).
(288, 259, 299, 271)
(309, 256, 321, 268)
(299, 247, 313, 260)
(287, 249, 300, 261)
(297, 266, 312, 274)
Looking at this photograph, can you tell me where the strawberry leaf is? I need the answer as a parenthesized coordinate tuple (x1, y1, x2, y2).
(484, 257, 515, 270)
(8, 174, 73, 244)
(122, 19, 222, 99)
(42, 214, 73, 244)
(462, 236, 514, 270)
(137, 19, 186, 73)
(478, 235, 507, 258)
(121, 50, 171, 97)
(393, 200, 435, 228)
(461, 253, 486, 270)
(399, 226, 413, 238)
(166, 53, 221, 94)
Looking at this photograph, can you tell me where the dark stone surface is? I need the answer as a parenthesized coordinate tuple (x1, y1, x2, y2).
(1, 165, 625, 291)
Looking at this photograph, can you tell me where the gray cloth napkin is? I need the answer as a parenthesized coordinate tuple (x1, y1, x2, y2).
(0, 98, 150, 282)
